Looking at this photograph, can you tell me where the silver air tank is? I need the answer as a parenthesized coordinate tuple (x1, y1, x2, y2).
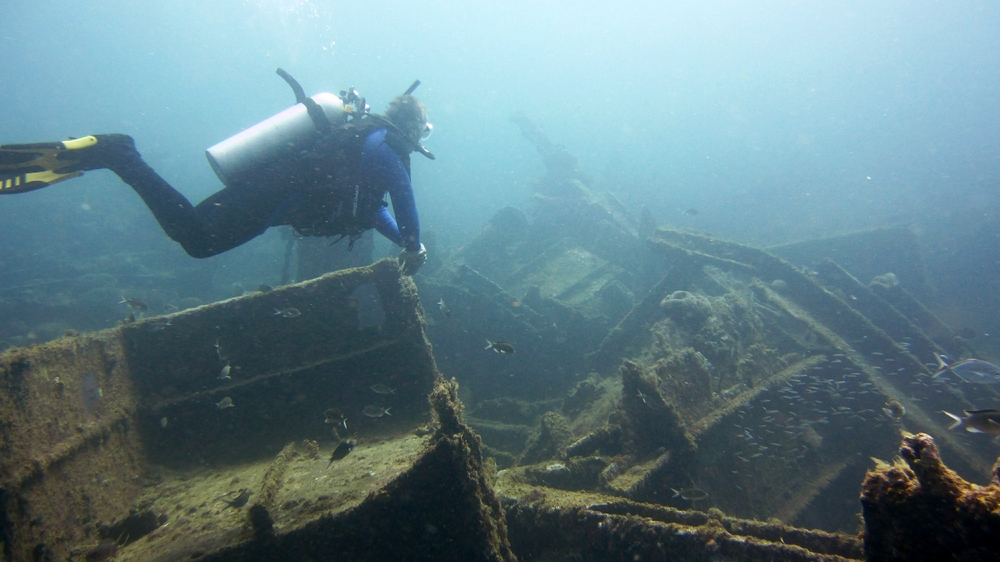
(205, 92, 346, 185)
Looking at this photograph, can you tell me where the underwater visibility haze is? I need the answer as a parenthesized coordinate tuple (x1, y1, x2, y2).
(2, 0, 1000, 558)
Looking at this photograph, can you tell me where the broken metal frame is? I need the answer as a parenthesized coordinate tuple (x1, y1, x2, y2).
(577, 228, 994, 526)
(0, 259, 444, 561)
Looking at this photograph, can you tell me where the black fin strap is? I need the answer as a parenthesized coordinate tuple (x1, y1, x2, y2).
(276, 68, 330, 133)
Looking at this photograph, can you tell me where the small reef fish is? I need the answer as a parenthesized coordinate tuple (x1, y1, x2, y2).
(119, 297, 149, 312)
(218, 362, 232, 380)
(144, 317, 172, 332)
(933, 354, 1000, 384)
(437, 298, 451, 318)
(258, 284, 274, 293)
(485, 339, 516, 354)
(325, 408, 347, 429)
(363, 405, 392, 418)
(160, 417, 169, 428)
(955, 327, 977, 340)
(275, 307, 302, 318)
(216, 396, 235, 409)
(882, 399, 906, 420)
(162, 303, 180, 313)
(943, 409, 1000, 435)
(672, 487, 709, 501)
(328, 439, 356, 466)
(219, 489, 251, 508)
(370, 384, 396, 395)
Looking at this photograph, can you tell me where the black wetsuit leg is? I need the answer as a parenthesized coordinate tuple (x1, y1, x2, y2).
(108, 144, 294, 258)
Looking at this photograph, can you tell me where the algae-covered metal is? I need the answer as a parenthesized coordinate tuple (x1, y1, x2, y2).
(0, 259, 453, 561)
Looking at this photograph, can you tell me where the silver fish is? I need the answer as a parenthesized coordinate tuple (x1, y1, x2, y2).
(934, 354, 1000, 384)
(437, 298, 451, 318)
(275, 307, 302, 318)
(144, 317, 172, 332)
(220, 488, 251, 508)
(218, 362, 232, 380)
(216, 396, 235, 409)
(363, 405, 392, 418)
(324, 408, 347, 430)
(119, 296, 149, 312)
(485, 339, 516, 354)
(943, 409, 1000, 435)
(370, 384, 396, 395)
(672, 487, 708, 501)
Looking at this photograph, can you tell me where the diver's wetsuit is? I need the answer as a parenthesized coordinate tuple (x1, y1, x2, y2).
(106, 128, 419, 258)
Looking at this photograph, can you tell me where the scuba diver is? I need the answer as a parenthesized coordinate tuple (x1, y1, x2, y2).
(0, 70, 433, 275)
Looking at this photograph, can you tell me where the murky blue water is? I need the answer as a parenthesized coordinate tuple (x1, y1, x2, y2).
(1, 1, 999, 368)
(4, 4, 1000, 548)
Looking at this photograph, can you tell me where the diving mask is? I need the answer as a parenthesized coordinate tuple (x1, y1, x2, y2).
(402, 118, 432, 143)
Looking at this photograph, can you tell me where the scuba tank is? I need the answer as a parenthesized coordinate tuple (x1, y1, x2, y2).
(205, 69, 363, 186)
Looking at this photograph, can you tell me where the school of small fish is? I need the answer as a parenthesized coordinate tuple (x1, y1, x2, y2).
(120, 280, 1000, 520)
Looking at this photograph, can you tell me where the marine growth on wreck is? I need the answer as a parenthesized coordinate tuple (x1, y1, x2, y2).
(1, 112, 998, 562)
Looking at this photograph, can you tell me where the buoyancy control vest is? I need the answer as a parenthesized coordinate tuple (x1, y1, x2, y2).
(275, 117, 409, 238)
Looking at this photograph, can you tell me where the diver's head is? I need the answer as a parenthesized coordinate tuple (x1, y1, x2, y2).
(385, 95, 432, 145)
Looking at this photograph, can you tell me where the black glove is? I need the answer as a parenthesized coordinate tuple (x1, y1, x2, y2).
(398, 243, 427, 276)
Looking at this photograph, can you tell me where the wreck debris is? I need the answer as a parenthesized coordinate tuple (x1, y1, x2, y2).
(518, 411, 572, 466)
(560, 359, 698, 503)
(861, 432, 1000, 561)
(503, 497, 865, 561)
(0, 260, 445, 560)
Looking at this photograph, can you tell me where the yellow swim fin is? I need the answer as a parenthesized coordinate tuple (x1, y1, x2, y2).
(0, 136, 98, 194)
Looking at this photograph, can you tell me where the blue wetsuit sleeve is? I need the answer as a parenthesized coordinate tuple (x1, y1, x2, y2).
(373, 206, 401, 245)
(361, 130, 420, 251)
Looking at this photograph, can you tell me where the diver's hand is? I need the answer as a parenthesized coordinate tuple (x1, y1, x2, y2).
(399, 243, 427, 276)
